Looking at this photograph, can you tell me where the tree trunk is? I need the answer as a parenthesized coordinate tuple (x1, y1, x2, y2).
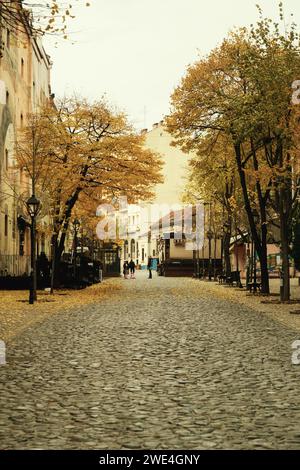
(260, 216, 270, 295)
(50, 234, 58, 294)
(251, 138, 270, 295)
(223, 230, 231, 277)
(280, 188, 290, 301)
(56, 187, 82, 262)
(276, 143, 291, 302)
(234, 142, 270, 294)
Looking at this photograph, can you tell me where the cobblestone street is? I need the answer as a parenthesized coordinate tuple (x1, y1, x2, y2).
(1, 272, 300, 449)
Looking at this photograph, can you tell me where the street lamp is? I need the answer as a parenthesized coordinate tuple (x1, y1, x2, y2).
(252, 209, 259, 293)
(73, 218, 80, 281)
(207, 229, 213, 281)
(222, 221, 230, 277)
(201, 202, 210, 279)
(26, 194, 41, 304)
(193, 220, 200, 279)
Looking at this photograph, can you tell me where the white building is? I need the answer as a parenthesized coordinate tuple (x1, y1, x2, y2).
(120, 122, 191, 269)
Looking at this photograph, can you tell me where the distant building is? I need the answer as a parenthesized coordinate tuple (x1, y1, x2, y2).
(143, 122, 189, 206)
(120, 122, 191, 268)
(118, 122, 224, 276)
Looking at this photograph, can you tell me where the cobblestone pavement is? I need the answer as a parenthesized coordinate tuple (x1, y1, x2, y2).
(1, 272, 300, 450)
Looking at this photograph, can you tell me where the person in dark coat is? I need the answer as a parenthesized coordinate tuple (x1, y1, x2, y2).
(128, 259, 136, 279)
(147, 256, 152, 279)
(123, 261, 129, 279)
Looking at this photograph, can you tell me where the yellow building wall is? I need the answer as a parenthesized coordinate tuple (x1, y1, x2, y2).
(145, 123, 190, 206)
(0, 10, 52, 274)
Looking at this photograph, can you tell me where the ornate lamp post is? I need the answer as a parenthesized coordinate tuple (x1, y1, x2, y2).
(207, 229, 213, 281)
(222, 221, 230, 277)
(26, 194, 41, 304)
(73, 218, 80, 280)
(202, 203, 208, 278)
(252, 209, 259, 292)
(195, 222, 200, 279)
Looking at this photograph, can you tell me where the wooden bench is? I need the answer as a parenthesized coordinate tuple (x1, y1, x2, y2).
(226, 271, 242, 287)
(218, 274, 227, 284)
(248, 282, 261, 293)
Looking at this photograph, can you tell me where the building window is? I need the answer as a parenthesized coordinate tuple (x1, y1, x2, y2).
(20, 113, 23, 128)
(0, 80, 6, 105)
(41, 233, 45, 252)
(4, 215, 8, 237)
(124, 240, 128, 259)
(153, 250, 156, 256)
(131, 239, 135, 256)
(5, 149, 9, 169)
(6, 29, 10, 48)
(32, 81, 36, 105)
(142, 248, 145, 261)
(6, 90, 9, 104)
(21, 58, 24, 77)
(18, 216, 26, 256)
(12, 213, 16, 240)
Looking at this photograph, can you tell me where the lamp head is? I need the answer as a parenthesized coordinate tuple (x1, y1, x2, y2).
(73, 218, 80, 228)
(26, 194, 41, 218)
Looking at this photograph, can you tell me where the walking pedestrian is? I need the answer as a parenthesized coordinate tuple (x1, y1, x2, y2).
(123, 261, 129, 279)
(128, 259, 136, 279)
(147, 256, 152, 279)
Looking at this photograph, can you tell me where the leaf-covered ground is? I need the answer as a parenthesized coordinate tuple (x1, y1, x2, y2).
(0, 279, 123, 343)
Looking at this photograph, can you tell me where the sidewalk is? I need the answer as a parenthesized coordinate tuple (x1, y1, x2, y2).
(0, 280, 123, 343)
(191, 277, 300, 333)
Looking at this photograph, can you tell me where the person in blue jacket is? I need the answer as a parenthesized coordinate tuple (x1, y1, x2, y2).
(147, 256, 152, 279)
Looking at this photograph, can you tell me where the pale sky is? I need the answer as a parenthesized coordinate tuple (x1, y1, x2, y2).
(44, 0, 300, 130)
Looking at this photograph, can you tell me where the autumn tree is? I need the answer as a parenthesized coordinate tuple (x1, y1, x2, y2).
(166, 5, 300, 298)
(16, 98, 163, 285)
(0, 1, 91, 38)
(183, 132, 244, 278)
(165, 31, 273, 294)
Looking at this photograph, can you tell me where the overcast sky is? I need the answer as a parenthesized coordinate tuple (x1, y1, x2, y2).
(44, 0, 300, 130)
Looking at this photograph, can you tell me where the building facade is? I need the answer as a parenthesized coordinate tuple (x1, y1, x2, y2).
(119, 122, 223, 276)
(120, 122, 191, 268)
(0, 4, 52, 276)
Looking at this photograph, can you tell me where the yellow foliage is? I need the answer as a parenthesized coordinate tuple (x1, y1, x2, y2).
(16, 97, 163, 255)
